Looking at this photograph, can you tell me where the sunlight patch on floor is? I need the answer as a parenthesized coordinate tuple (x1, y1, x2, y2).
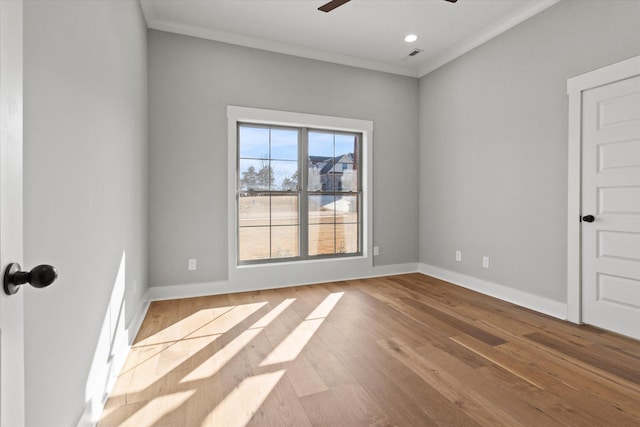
(201, 370, 285, 427)
(135, 301, 268, 347)
(187, 302, 268, 338)
(135, 306, 235, 346)
(181, 328, 263, 383)
(102, 292, 345, 426)
(182, 298, 295, 382)
(306, 292, 344, 319)
(109, 301, 270, 404)
(251, 298, 296, 329)
(260, 292, 343, 366)
(120, 390, 196, 427)
(131, 335, 218, 390)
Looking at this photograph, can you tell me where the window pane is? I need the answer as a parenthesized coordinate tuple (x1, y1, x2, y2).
(308, 162, 322, 192)
(308, 161, 336, 191)
(271, 226, 298, 258)
(271, 129, 298, 160)
(309, 195, 335, 224)
(238, 122, 362, 264)
(271, 194, 298, 226)
(309, 224, 335, 256)
(239, 227, 270, 261)
(239, 159, 271, 191)
(239, 194, 270, 227)
(308, 131, 333, 158)
(336, 223, 358, 254)
(239, 126, 269, 159)
(335, 134, 357, 159)
(271, 160, 298, 191)
(308, 131, 334, 192)
(334, 195, 358, 223)
(337, 163, 358, 191)
(324, 170, 338, 192)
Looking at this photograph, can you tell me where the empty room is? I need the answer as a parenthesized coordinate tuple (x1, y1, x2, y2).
(1, 0, 639, 426)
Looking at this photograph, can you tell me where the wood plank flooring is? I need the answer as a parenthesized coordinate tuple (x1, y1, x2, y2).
(99, 273, 640, 426)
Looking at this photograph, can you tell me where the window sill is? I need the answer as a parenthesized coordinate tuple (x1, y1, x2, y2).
(236, 254, 368, 270)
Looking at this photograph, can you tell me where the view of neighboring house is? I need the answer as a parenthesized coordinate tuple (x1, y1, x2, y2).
(308, 153, 357, 193)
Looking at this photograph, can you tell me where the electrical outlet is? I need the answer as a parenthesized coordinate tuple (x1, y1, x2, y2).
(188, 259, 197, 271)
(456, 251, 462, 262)
(482, 256, 490, 269)
(373, 246, 380, 256)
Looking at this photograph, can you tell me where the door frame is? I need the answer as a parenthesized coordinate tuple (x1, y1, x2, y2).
(0, 0, 25, 425)
(566, 54, 640, 324)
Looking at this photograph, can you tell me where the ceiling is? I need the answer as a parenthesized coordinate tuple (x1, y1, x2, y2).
(139, 0, 560, 78)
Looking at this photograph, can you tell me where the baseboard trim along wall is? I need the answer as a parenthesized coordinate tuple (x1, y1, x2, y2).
(128, 295, 151, 343)
(148, 262, 421, 301)
(146, 262, 566, 321)
(419, 263, 567, 320)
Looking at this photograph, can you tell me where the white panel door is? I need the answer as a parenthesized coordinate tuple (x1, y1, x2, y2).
(581, 75, 640, 340)
(0, 0, 26, 425)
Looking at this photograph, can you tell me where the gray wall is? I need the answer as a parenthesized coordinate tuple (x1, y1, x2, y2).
(24, 1, 148, 426)
(419, 0, 640, 302)
(148, 30, 420, 287)
(20, 1, 639, 423)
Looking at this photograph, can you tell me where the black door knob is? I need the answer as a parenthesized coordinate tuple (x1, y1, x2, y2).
(3, 263, 58, 295)
(582, 215, 595, 223)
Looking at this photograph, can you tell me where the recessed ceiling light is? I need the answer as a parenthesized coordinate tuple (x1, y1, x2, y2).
(404, 34, 418, 43)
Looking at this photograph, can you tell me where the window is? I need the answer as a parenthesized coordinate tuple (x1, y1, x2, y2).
(237, 124, 362, 264)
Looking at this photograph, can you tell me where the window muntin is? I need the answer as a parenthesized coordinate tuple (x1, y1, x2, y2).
(237, 124, 361, 264)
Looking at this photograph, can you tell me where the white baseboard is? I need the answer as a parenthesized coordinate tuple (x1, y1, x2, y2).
(148, 279, 232, 301)
(148, 262, 419, 302)
(418, 263, 567, 320)
(147, 263, 566, 320)
(127, 294, 150, 344)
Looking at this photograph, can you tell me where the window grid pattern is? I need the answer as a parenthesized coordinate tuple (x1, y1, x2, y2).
(237, 124, 362, 264)
(238, 125, 300, 261)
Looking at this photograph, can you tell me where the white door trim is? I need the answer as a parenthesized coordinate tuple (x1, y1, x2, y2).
(0, 0, 25, 424)
(566, 55, 640, 323)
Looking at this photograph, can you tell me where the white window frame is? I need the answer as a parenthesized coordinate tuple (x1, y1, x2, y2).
(227, 106, 373, 289)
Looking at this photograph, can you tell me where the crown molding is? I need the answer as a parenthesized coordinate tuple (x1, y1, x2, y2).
(418, 0, 561, 76)
(140, 0, 561, 79)
(143, 16, 420, 78)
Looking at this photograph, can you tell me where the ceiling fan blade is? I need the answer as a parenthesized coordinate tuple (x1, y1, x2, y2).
(319, 0, 454, 13)
(318, 0, 351, 13)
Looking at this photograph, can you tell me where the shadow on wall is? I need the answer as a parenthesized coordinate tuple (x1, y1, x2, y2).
(76, 251, 139, 426)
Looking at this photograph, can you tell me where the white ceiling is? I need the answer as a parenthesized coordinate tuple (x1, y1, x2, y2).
(140, 0, 560, 77)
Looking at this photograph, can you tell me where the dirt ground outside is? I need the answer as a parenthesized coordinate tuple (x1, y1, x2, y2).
(239, 194, 359, 260)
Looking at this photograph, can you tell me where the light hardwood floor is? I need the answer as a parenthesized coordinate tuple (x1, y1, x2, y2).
(99, 273, 640, 426)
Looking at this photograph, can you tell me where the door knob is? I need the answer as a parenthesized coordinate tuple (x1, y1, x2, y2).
(582, 215, 595, 223)
(3, 263, 58, 295)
